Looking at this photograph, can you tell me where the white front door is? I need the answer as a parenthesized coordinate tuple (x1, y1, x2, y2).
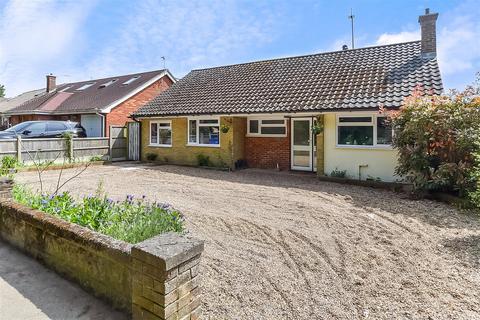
(81, 114, 103, 137)
(291, 118, 313, 171)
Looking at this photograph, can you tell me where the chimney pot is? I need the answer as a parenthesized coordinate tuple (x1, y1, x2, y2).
(418, 8, 439, 58)
(46, 74, 56, 93)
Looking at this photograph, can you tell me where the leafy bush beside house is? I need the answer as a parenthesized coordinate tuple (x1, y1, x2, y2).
(389, 81, 480, 207)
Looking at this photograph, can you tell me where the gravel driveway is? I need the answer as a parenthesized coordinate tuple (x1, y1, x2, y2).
(16, 162, 480, 319)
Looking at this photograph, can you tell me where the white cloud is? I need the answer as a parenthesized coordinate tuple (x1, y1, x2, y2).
(0, 0, 96, 96)
(83, 0, 280, 81)
(375, 31, 419, 46)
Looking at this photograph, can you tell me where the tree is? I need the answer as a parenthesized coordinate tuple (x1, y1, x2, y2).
(0, 85, 4, 98)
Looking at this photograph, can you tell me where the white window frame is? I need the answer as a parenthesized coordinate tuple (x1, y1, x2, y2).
(246, 116, 287, 137)
(149, 120, 172, 147)
(336, 114, 393, 149)
(187, 116, 220, 148)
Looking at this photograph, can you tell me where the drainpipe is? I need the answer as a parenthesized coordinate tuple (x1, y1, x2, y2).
(94, 108, 106, 137)
(358, 164, 368, 180)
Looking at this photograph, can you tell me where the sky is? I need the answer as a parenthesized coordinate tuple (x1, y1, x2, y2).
(0, 0, 478, 97)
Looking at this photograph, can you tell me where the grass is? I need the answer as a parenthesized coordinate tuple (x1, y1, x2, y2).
(12, 184, 185, 244)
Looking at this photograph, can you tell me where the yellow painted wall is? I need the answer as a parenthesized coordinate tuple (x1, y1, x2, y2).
(323, 113, 399, 182)
(141, 117, 243, 169)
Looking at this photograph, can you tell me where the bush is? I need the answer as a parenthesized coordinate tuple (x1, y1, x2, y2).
(330, 168, 347, 178)
(146, 153, 158, 161)
(0, 156, 17, 175)
(196, 154, 210, 167)
(12, 185, 185, 244)
(389, 82, 480, 200)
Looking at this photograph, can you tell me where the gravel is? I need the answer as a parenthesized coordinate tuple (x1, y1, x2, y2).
(16, 162, 480, 320)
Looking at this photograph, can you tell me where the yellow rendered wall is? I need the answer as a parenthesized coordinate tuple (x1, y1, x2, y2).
(141, 117, 240, 168)
(323, 113, 399, 182)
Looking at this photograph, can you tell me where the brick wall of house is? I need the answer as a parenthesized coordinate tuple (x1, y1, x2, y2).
(245, 119, 291, 170)
(9, 114, 80, 126)
(105, 75, 173, 136)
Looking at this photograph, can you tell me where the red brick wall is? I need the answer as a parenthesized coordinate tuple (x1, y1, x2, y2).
(244, 119, 291, 170)
(105, 75, 173, 136)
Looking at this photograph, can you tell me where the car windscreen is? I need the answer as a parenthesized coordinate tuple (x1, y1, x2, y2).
(5, 122, 31, 133)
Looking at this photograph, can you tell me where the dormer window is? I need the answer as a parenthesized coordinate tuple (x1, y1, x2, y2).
(99, 79, 118, 88)
(76, 83, 95, 91)
(122, 76, 140, 85)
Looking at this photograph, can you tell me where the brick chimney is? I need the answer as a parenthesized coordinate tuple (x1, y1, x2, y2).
(418, 8, 439, 58)
(46, 74, 56, 93)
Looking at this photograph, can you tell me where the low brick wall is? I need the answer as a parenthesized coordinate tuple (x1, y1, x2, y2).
(0, 179, 204, 319)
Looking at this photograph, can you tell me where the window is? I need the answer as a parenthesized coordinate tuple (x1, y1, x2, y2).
(122, 76, 140, 85)
(59, 86, 72, 92)
(187, 118, 220, 146)
(150, 121, 172, 147)
(247, 118, 286, 137)
(336, 115, 393, 147)
(76, 83, 95, 91)
(98, 79, 117, 88)
(376, 117, 392, 145)
(47, 122, 67, 132)
(25, 122, 46, 135)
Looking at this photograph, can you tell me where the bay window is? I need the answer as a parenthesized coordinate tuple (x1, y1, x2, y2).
(188, 118, 220, 146)
(247, 118, 287, 137)
(150, 121, 172, 147)
(337, 115, 392, 147)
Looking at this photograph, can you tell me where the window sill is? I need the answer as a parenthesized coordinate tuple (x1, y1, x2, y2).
(335, 144, 393, 150)
(149, 144, 172, 148)
(186, 143, 220, 148)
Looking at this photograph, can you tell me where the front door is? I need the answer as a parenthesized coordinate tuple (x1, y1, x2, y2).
(291, 118, 313, 171)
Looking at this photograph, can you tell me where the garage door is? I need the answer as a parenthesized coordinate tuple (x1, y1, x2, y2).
(81, 114, 103, 137)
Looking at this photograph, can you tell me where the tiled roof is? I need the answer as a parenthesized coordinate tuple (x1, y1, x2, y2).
(135, 41, 442, 117)
(7, 70, 168, 115)
(0, 88, 45, 113)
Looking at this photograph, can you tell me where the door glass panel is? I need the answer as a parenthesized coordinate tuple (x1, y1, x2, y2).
(293, 150, 310, 167)
(293, 120, 310, 146)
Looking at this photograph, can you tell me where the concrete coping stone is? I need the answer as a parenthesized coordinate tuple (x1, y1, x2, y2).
(132, 232, 204, 271)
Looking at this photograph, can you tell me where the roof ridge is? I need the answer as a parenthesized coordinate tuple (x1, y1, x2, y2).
(191, 40, 421, 72)
(59, 69, 167, 87)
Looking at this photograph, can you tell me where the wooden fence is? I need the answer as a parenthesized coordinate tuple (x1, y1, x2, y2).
(0, 135, 124, 164)
(0, 124, 138, 164)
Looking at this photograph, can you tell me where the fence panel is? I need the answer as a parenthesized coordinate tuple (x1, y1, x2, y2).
(0, 135, 124, 164)
(128, 122, 140, 161)
(110, 126, 127, 161)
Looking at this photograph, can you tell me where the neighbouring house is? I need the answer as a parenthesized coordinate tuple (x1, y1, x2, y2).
(0, 88, 45, 129)
(133, 9, 442, 182)
(5, 70, 175, 137)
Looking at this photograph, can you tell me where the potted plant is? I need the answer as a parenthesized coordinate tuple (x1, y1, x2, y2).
(220, 124, 230, 133)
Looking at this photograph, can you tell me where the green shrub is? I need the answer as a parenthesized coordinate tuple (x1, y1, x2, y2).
(389, 84, 480, 198)
(89, 155, 104, 162)
(12, 185, 184, 244)
(330, 168, 347, 178)
(146, 153, 158, 161)
(0, 156, 17, 175)
(196, 154, 210, 167)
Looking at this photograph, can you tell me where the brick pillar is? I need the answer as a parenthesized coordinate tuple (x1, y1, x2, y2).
(131, 232, 204, 320)
(0, 178, 13, 200)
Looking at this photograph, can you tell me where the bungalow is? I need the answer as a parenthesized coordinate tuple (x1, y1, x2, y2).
(5, 70, 175, 137)
(133, 9, 442, 182)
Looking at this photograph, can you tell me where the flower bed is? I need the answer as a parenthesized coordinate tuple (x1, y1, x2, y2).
(12, 185, 184, 244)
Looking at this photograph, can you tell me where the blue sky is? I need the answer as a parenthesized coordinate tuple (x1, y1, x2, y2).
(0, 0, 478, 97)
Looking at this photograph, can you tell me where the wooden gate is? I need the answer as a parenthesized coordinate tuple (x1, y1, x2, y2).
(109, 125, 127, 161)
(127, 122, 140, 161)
